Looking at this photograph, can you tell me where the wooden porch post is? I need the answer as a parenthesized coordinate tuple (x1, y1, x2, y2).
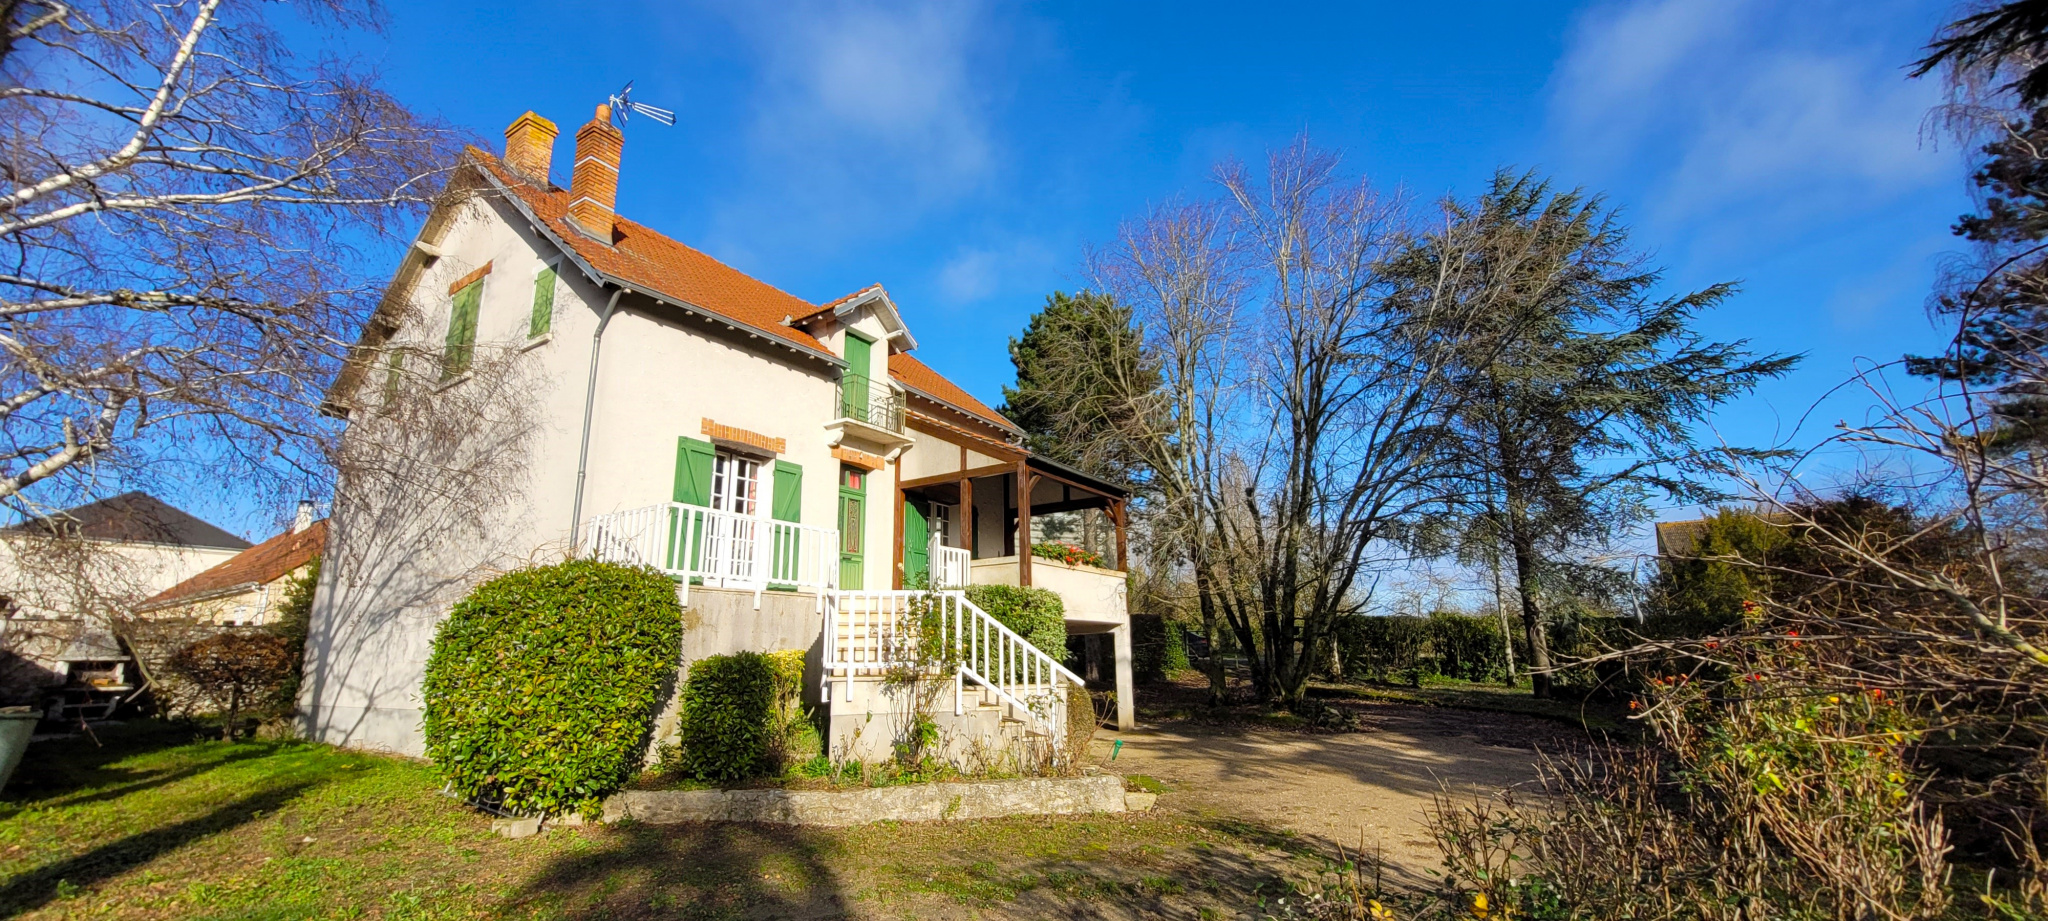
(892, 466, 905, 590)
(959, 446, 974, 556)
(1016, 459, 1032, 587)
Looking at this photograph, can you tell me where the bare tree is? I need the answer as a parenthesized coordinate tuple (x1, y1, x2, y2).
(1092, 140, 1482, 706)
(0, 0, 461, 515)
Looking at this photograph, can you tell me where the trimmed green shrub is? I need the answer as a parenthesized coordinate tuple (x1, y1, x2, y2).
(1429, 611, 1507, 682)
(1336, 614, 1430, 680)
(964, 584, 1067, 659)
(422, 559, 682, 816)
(673, 652, 778, 781)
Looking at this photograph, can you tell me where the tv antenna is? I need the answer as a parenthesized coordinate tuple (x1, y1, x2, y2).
(606, 81, 675, 127)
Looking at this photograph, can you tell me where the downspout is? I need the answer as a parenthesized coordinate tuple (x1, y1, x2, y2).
(569, 286, 627, 548)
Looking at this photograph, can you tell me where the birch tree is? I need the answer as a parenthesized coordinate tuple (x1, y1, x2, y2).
(0, 0, 460, 514)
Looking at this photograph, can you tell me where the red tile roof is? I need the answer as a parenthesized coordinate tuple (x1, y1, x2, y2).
(142, 520, 326, 610)
(346, 147, 1016, 443)
(474, 149, 831, 355)
(891, 353, 1018, 434)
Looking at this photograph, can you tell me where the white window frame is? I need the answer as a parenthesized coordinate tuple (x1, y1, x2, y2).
(710, 450, 764, 518)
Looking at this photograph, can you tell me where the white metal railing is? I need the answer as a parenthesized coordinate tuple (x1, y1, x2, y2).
(582, 502, 838, 605)
(823, 588, 1083, 743)
(930, 534, 970, 588)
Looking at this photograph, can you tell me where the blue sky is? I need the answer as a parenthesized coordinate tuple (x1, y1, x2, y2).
(210, 0, 1969, 539)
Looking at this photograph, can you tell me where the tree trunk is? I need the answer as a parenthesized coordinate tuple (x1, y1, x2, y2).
(224, 685, 240, 742)
(1194, 568, 1227, 707)
(1491, 550, 1517, 684)
(1509, 531, 1553, 699)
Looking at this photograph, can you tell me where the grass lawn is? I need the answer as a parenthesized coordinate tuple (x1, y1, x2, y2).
(3, 722, 1332, 920)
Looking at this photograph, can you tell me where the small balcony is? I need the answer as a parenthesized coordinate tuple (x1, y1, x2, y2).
(582, 502, 840, 606)
(835, 372, 902, 431)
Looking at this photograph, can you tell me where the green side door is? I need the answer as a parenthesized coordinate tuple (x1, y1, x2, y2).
(843, 331, 873, 419)
(837, 467, 866, 590)
(902, 497, 930, 588)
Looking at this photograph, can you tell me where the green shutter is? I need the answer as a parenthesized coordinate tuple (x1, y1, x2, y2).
(672, 436, 715, 506)
(530, 265, 556, 337)
(381, 350, 404, 407)
(771, 461, 803, 522)
(442, 281, 481, 379)
(769, 461, 804, 589)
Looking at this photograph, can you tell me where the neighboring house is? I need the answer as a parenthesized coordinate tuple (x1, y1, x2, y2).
(136, 503, 326, 627)
(0, 492, 250, 714)
(0, 492, 251, 619)
(303, 105, 1136, 761)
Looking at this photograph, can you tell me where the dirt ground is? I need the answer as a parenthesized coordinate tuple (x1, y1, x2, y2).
(1095, 696, 1579, 887)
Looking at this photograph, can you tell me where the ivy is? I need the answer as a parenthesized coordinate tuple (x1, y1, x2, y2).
(421, 559, 682, 817)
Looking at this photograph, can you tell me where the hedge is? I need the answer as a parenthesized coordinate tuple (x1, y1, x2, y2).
(964, 584, 1067, 660)
(671, 650, 809, 781)
(421, 559, 682, 816)
(1333, 612, 1512, 683)
(1132, 614, 1191, 683)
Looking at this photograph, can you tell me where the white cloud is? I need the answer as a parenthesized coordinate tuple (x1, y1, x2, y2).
(1547, 0, 1949, 235)
(934, 238, 1055, 306)
(703, 0, 1001, 253)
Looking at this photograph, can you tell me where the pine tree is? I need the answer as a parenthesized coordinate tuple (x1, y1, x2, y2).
(999, 291, 1161, 486)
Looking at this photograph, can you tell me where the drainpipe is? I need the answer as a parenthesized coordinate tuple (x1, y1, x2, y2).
(569, 286, 628, 548)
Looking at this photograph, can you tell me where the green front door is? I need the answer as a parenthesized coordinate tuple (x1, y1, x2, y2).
(843, 331, 873, 419)
(838, 466, 866, 589)
(902, 497, 930, 588)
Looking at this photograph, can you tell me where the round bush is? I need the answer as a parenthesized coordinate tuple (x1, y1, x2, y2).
(673, 652, 778, 781)
(422, 559, 682, 816)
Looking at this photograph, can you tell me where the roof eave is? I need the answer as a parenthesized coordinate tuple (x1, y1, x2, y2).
(472, 165, 850, 371)
(897, 382, 1023, 438)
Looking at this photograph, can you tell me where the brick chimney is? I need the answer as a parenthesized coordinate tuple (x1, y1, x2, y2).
(503, 111, 558, 183)
(567, 104, 623, 237)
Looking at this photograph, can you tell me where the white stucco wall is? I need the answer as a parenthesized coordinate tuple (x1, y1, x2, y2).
(300, 191, 925, 755)
(0, 540, 243, 619)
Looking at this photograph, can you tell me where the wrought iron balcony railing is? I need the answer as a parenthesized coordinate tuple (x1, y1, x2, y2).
(835, 372, 903, 433)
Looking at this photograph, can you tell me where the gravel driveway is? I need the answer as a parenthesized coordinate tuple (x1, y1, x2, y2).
(1094, 702, 1576, 886)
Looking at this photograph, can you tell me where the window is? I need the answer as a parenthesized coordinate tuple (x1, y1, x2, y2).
(530, 263, 556, 338)
(841, 467, 865, 491)
(443, 280, 482, 379)
(931, 502, 954, 543)
(710, 450, 762, 516)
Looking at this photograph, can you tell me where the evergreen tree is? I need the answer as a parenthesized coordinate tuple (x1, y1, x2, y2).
(1386, 172, 1798, 698)
(1908, 2, 2048, 450)
(999, 291, 1161, 486)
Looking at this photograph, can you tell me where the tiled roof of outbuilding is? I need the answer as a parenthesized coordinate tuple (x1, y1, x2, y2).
(142, 520, 326, 610)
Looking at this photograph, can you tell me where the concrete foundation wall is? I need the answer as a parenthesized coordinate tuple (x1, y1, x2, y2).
(822, 672, 1064, 771)
(605, 775, 1130, 826)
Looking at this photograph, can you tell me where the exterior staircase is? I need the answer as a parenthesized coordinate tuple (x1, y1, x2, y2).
(822, 589, 1083, 761)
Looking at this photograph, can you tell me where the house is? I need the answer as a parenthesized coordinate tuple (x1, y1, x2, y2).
(0, 492, 250, 713)
(302, 105, 1136, 762)
(135, 502, 326, 627)
(0, 492, 251, 620)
